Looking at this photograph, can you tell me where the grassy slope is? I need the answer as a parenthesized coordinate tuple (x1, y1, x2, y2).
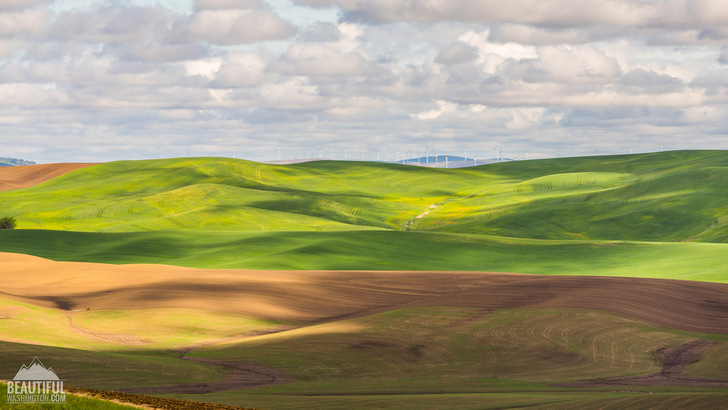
(0, 151, 727, 282)
(1, 229, 727, 282)
(2, 150, 728, 241)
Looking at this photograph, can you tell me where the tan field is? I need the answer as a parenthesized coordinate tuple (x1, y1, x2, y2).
(0, 163, 97, 192)
(2, 252, 727, 334)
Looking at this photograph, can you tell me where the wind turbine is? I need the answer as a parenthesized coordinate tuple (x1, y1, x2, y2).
(318, 146, 322, 159)
(464, 149, 468, 163)
(345, 148, 348, 160)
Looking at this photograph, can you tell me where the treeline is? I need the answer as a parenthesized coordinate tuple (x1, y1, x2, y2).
(0, 157, 36, 166)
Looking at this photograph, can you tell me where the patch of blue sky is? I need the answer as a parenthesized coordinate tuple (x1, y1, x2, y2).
(50, 0, 338, 24)
(50, 0, 193, 13)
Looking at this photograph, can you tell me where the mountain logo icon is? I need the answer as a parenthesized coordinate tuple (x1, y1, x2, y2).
(13, 357, 60, 381)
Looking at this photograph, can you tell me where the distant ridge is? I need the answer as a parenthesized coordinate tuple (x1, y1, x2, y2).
(266, 156, 514, 168)
(0, 157, 36, 167)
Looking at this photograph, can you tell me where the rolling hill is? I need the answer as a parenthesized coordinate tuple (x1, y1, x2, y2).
(2, 150, 728, 241)
(1, 151, 728, 281)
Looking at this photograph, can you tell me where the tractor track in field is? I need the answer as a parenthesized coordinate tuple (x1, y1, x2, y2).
(118, 358, 291, 395)
(118, 327, 295, 395)
(557, 339, 728, 388)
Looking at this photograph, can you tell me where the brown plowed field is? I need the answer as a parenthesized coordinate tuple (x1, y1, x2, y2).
(2, 252, 727, 334)
(0, 163, 97, 191)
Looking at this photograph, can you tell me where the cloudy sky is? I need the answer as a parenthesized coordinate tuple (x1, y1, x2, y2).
(2, 0, 728, 163)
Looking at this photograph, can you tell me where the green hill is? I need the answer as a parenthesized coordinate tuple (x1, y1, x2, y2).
(2, 151, 728, 279)
(3, 150, 728, 241)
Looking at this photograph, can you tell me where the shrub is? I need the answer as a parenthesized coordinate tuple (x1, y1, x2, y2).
(0, 216, 17, 229)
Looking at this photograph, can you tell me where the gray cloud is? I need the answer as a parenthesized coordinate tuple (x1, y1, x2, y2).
(617, 69, 684, 95)
(49, 5, 172, 43)
(299, 21, 342, 42)
(436, 41, 478, 64)
(720, 46, 728, 64)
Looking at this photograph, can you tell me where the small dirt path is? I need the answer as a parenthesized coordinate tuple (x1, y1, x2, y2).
(65, 312, 150, 345)
(63, 309, 293, 395)
(404, 204, 437, 229)
(121, 358, 291, 395)
(558, 339, 728, 387)
(119, 328, 294, 395)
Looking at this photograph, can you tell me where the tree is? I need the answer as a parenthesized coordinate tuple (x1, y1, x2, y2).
(0, 216, 17, 229)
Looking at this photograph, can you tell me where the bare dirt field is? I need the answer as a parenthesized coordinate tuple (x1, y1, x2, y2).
(0, 163, 97, 192)
(2, 252, 727, 334)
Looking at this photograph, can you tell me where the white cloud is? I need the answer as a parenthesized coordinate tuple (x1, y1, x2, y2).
(213, 51, 271, 87)
(523, 45, 623, 85)
(488, 24, 595, 45)
(171, 8, 296, 45)
(0, 0, 51, 10)
(49, 5, 172, 43)
(0, 7, 52, 38)
(186, 57, 223, 79)
(414, 99, 458, 120)
(274, 43, 367, 76)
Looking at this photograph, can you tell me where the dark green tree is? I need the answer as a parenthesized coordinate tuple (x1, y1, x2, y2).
(0, 216, 17, 229)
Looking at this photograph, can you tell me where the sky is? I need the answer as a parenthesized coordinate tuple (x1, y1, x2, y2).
(2, 0, 728, 163)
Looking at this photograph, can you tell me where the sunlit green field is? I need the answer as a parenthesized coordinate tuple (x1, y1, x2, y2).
(2, 150, 728, 241)
(2, 151, 728, 276)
